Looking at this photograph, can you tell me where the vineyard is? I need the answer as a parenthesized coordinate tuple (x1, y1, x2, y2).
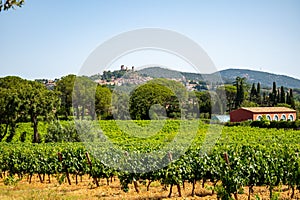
(1, 120, 300, 199)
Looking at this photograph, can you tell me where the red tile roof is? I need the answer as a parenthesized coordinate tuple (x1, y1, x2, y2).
(240, 107, 296, 113)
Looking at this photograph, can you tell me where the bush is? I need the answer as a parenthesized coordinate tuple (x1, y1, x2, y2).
(251, 119, 300, 129)
(45, 120, 104, 143)
(45, 121, 79, 142)
(225, 122, 241, 127)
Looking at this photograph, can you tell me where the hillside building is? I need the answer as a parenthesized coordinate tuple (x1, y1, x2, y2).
(230, 107, 297, 122)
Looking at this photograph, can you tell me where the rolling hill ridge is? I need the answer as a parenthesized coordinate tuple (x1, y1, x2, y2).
(138, 67, 300, 89)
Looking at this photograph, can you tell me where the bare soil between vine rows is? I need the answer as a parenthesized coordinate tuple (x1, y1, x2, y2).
(0, 175, 299, 200)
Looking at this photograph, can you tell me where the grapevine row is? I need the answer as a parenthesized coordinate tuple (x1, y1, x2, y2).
(0, 142, 299, 199)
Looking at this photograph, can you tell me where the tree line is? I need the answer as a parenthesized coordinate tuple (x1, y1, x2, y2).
(0, 74, 225, 142)
(0, 75, 111, 142)
(217, 77, 297, 113)
(0, 74, 299, 143)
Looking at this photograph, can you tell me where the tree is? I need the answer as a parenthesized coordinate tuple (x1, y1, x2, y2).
(288, 89, 295, 109)
(164, 95, 181, 119)
(72, 76, 97, 120)
(0, 0, 24, 12)
(24, 81, 60, 143)
(152, 78, 188, 100)
(250, 83, 257, 102)
(216, 85, 236, 112)
(112, 91, 130, 120)
(55, 74, 76, 119)
(129, 79, 186, 120)
(256, 82, 261, 105)
(129, 82, 175, 120)
(185, 92, 200, 119)
(257, 82, 261, 94)
(0, 76, 27, 142)
(95, 85, 112, 119)
(290, 89, 295, 109)
(270, 82, 277, 106)
(286, 92, 291, 105)
(280, 86, 285, 104)
(234, 77, 246, 108)
(241, 100, 258, 107)
(262, 92, 268, 106)
(195, 91, 211, 117)
(0, 76, 59, 143)
(276, 89, 280, 104)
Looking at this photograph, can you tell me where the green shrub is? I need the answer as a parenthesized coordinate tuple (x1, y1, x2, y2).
(45, 121, 79, 142)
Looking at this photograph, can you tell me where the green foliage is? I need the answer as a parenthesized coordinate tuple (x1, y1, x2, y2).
(225, 79, 295, 109)
(0, 122, 300, 200)
(25, 80, 60, 143)
(240, 100, 259, 107)
(129, 79, 185, 120)
(217, 85, 237, 112)
(112, 91, 130, 120)
(0, 0, 24, 12)
(234, 77, 246, 108)
(289, 89, 295, 109)
(280, 86, 286, 103)
(1, 122, 48, 143)
(276, 103, 291, 108)
(72, 76, 97, 120)
(101, 69, 129, 81)
(195, 91, 212, 116)
(55, 74, 76, 119)
(0, 76, 59, 143)
(45, 121, 78, 143)
(3, 175, 21, 185)
(0, 76, 28, 141)
(95, 85, 112, 119)
(250, 119, 300, 129)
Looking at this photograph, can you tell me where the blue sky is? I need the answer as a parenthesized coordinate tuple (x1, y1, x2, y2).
(1, 0, 300, 80)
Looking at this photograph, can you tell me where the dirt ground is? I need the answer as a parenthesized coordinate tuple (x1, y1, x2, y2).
(0, 175, 299, 200)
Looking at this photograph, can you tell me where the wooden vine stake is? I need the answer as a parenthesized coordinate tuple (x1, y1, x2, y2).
(133, 177, 140, 193)
(58, 152, 71, 185)
(85, 152, 99, 187)
(191, 179, 196, 197)
(38, 173, 43, 183)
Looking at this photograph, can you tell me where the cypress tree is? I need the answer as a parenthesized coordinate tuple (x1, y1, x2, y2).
(290, 88, 295, 108)
(277, 89, 280, 104)
(250, 83, 256, 102)
(234, 77, 245, 108)
(256, 82, 261, 105)
(257, 82, 261, 94)
(271, 82, 277, 105)
(240, 78, 245, 104)
(269, 93, 273, 106)
(240, 80, 245, 104)
(234, 77, 241, 108)
(280, 86, 285, 103)
(286, 91, 291, 105)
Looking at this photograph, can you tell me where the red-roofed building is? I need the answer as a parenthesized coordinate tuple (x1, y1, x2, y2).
(230, 107, 297, 122)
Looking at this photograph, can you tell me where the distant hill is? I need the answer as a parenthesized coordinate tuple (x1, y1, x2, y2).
(218, 69, 300, 89)
(138, 67, 300, 89)
(137, 67, 184, 79)
(138, 67, 222, 83)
